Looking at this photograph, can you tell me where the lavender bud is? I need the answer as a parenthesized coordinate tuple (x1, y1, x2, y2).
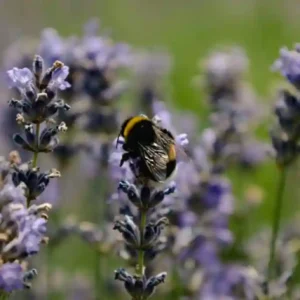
(24, 124, 35, 147)
(13, 133, 35, 152)
(118, 181, 141, 207)
(143, 217, 168, 249)
(33, 55, 44, 80)
(114, 268, 136, 296)
(25, 86, 37, 101)
(38, 125, 62, 152)
(113, 216, 140, 248)
(114, 268, 167, 299)
(23, 268, 38, 282)
(143, 272, 167, 298)
(12, 167, 59, 201)
(149, 183, 176, 208)
(134, 277, 144, 296)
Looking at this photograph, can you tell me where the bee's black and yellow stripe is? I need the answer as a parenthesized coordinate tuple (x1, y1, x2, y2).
(122, 115, 149, 140)
(166, 144, 176, 178)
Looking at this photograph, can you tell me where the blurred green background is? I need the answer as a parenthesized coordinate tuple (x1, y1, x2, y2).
(2, 0, 300, 298)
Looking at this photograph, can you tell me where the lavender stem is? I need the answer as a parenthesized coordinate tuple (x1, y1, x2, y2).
(27, 122, 40, 208)
(137, 209, 147, 276)
(27, 122, 40, 206)
(0, 292, 8, 300)
(32, 123, 40, 168)
(267, 166, 287, 281)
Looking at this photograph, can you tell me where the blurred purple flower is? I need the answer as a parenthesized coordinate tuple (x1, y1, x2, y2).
(203, 47, 248, 86)
(176, 211, 197, 228)
(2, 206, 48, 259)
(180, 235, 220, 272)
(0, 263, 23, 292)
(202, 181, 230, 209)
(201, 265, 260, 300)
(175, 133, 189, 147)
(39, 28, 65, 64)
(78, 19, 131, 68)
(0, 183, 26, 206)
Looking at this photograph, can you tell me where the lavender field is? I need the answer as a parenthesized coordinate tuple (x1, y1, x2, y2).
(0, 1, 300, 299)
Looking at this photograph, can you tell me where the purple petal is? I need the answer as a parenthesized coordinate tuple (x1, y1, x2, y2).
(50, 66, 71, 90)
(6, 67, 33, 90)
(0, 263, 23, 292)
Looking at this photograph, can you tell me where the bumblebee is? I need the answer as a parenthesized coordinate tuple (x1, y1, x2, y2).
(117, 115, 177, 185)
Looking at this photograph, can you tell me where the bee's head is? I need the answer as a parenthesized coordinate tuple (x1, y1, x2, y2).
(116, 115, 149, 148)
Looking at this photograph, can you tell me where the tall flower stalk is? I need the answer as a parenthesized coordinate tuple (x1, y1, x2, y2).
(73, 19, 131, 299)
(0, 55, 71, 299)
(114, 179, 176, 300)
(268, 167, 287, 280)
(137, 209, 147, 277)
(268, 45, 300, 283)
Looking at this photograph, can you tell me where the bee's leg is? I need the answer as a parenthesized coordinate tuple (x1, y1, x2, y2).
(120, 152, 131, 167)
(122, 143, 129, 151)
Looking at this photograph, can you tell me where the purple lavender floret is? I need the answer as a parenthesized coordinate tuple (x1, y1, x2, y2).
(272, 46, 300, 86)
(2, 203, 49, 260)
(50, 65, 71, 90)
(0, 263, 23, 292)
(18, 216, 47, 256)
(6, 67, 33, 93)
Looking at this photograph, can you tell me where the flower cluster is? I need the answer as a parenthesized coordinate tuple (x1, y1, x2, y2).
(0, 54, 71, 296)
(113, 167, 176, 299)
(271, 45, 300, 166)
(0, 153, 50, 294)
(195, 47, 269, 170)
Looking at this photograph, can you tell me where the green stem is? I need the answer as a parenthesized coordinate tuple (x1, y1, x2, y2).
(32, 123, 40, 169)
(91, 158, 109, 300)
(267, 167, 287, 281)
(136, 210, 147, 277)
(0, 292, 9, 300)
(27, 123, 40, 207)
(45, 247, 52, 300)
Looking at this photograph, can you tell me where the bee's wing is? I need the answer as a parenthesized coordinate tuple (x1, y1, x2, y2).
(154, 125, 191, 163)
(153, 126, 174, 148)
(138, 142, 169, 182)
(175, 144, 191, 162)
